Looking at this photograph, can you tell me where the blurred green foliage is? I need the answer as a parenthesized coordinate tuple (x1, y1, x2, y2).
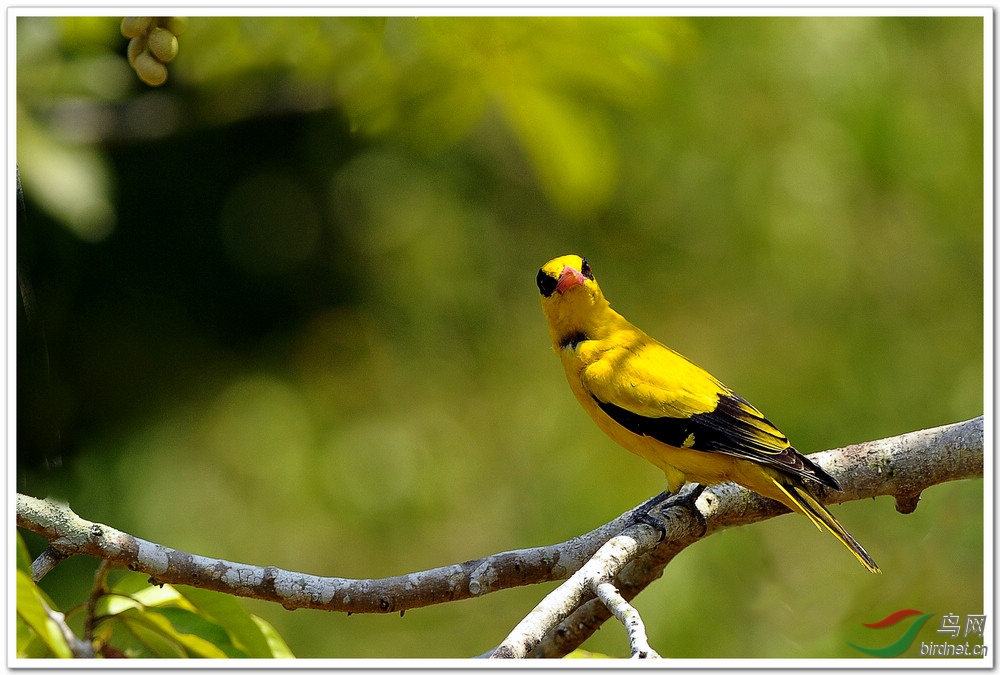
(16, 15, 984, 659)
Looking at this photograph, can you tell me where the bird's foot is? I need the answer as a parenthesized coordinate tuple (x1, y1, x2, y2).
(636, 484, 708, 541)
(630, 491, 673, 541)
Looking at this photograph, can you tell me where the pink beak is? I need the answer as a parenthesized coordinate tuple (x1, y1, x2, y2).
(555, 265, 587, 294)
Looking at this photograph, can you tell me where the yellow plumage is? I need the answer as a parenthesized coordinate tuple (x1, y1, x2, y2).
(536, 254, 879, 573)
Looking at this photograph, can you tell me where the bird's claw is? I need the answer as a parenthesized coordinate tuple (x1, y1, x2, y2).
(636, 484, 708, 540)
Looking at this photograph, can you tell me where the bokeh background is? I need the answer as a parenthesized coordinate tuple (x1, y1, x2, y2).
(16, 15, 984, 659)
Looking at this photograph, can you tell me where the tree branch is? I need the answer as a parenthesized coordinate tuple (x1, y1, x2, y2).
(594, 581, 659, 658)
(16, 416, 983, 658)
(527, 415, 985, 657)
(490, 520, 664, 658)
(15, 490, 668, 613)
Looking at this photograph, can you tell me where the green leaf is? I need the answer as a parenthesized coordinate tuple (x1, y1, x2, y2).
(150, 607, 247, 658)
(174, 586, 275, 658)
(128, 581, 190, 608)
(109, 570, 168, 596)
(99, 574, 285, 658)
(15, 570, 73, 658)
(16, 533, 34, 575)
(93, 614, 145, 658)
(100, 593, 144, 618)
(115, 608, 187, 658)
(251, 614, 295, 659)
(16, 616, 56, 658)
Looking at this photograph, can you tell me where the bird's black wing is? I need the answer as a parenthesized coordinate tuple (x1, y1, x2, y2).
(594, 392, 841, 490)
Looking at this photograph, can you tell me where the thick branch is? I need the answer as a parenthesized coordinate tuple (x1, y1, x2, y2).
(15, 491, 665, 614)
(16, 417, 982, 634)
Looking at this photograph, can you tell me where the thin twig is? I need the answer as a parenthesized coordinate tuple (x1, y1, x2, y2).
(43, 606, 94, 658)
(490, 522, 662, 658)
(83, 560, 112, 644)
(593, 581, 659, 658)
(31, 545, 69, 581)
(491, 483, 708, 659)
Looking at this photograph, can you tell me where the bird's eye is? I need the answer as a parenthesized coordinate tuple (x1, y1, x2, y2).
(537, 269, 558, 297)
(580, 258, 594, 280)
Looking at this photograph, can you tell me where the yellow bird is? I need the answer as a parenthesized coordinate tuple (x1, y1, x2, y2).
(536, 254, 879, 573)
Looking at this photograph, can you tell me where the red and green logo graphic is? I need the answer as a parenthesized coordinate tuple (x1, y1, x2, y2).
(847, 609, 934, 657)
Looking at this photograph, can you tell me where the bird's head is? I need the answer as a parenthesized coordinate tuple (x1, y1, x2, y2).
(536, 254, 611, 349)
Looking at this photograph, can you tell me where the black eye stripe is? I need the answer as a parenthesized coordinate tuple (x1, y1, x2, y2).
(536, 269, 558, 297)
